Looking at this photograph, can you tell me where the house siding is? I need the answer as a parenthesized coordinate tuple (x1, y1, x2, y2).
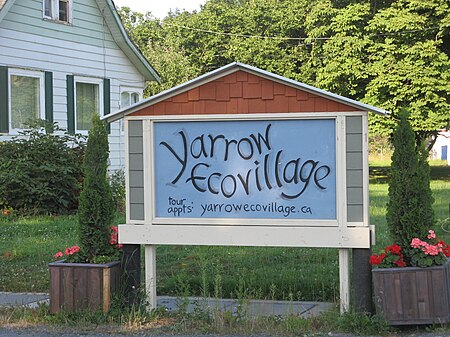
(128, 120, 144, 221)
(346, 116, 364, 222)
(0, 0, 146, 171)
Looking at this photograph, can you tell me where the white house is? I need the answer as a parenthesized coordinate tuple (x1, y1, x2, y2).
(0, 0, 160, 170)
(431, 130, 450, 165)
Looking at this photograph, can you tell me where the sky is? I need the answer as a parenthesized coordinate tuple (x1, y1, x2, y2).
(112, 0, 206, 19)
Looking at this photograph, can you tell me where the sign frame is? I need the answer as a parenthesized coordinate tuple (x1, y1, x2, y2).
(121, 111, 370, 249)
(120, 111, 371, 314)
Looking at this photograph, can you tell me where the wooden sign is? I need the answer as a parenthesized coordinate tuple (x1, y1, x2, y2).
(154, 119, 336, 221)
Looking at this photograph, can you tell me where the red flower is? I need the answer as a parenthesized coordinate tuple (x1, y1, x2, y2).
(394, 259, 406, 267)
(109, 226, 122, 249)
(110, 231, 118, 245)
(64, 245, 80, 256)
(54, 251, 63, 259)
(386, 244, 402, 255)
(438, 241, 450, 257)
(444, 247, 450, 257)
(427, 230, 436, 239)
(422, 243, 439, 256)
(369, 253, 386, 265)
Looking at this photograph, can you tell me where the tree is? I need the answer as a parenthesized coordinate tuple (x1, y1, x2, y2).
(311, 2, 372, 98)
(78, 115, 115, 262)
(364, 0, 450, 145)
(117, 0, 450, 144)
(386, 111, 434, 254)
(0, 120, 84, 215)
(118, 7, 200, 96)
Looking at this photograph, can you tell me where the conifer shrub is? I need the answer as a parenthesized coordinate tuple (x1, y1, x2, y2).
(77, 114, 116, 262)
(109, 169, 126, 214)
(386, 111, 434, 255)
(0, 120, 84, 215)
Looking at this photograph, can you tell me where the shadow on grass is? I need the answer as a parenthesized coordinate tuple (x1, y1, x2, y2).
(370, 165, 450, 184)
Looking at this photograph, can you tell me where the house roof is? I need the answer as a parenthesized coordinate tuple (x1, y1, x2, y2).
(103, 62, 390, 122)
(0, 0, 160, 83)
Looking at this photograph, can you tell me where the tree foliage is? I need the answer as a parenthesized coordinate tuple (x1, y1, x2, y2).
(78, 115, 115, 262)
(0, 121, 84, 215)
(386, 111, 434, 254)
(118, 0, 450, 144)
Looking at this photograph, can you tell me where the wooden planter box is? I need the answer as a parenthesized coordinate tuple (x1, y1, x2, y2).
(372, 259, 450, 325)
(49, 260, 121, 314)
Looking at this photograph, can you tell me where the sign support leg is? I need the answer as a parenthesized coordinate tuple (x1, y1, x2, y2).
(339, 248, 350, 313)
(352, 248, 373, 314)
(145, 244, 157, 310)
(121, 244, 141, 306)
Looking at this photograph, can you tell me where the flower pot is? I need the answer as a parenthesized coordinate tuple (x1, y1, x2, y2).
(49, 260, 121, 314)
(372, 259, 450, 325)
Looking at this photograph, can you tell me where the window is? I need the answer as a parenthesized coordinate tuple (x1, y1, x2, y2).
(43, 0, 71, 23)
(120, 89, 142, 109)
(120, 87, 142, 133)
(44, 0, 52, 17)
(74, 77, 103, 133)
(9, 69, 45, 132)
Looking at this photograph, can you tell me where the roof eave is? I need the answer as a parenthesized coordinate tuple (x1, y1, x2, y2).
(0, 0, 14, 23)
(99, 0, 161, 83)
(236, 63, 390, 116)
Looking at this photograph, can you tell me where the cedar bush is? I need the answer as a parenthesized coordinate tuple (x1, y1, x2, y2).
(109, 169, 126, 214)
(78, 114, 115, 262)
(386, 111, 434, 253)
(0, 120, 84, 214)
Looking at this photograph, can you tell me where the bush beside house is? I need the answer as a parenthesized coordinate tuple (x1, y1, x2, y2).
(0, 121, 84, 215)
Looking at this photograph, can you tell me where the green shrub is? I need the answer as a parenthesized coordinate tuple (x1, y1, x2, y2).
(0, 120, 85, 215)
(386, 111, 434, 254)
(109, 169, 125, 214)
(78, 114, 116, 262)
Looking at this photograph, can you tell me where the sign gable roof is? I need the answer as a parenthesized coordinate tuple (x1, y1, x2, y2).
(104, 62, 389, 122)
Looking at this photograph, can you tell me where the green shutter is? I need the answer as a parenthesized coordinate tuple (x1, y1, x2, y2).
(66, 75, 74, 134)
(45, 72, 53, 126)
(103, 78, 111, 133)
(0, 66, 8, 133)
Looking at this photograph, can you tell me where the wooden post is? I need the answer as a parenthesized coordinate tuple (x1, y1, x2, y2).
(352, 248, 373, 314)
(145, 244, 157, 310)
(121, 244, 141, 306)
(339, 249, 350, 313)
(102, 268, 111, 313)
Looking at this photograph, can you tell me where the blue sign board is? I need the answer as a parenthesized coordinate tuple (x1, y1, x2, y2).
(153, 119, 336, 219)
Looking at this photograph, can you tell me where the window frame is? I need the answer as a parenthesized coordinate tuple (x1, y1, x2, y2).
(8, 68, 45, 134)
(119, 87, 143, 109)
(119, 86, 143, 133)
(43, 0, 72, 24)
(74, 76, 103, 135)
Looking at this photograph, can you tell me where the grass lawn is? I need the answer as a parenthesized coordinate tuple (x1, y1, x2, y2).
(0, 216, 77, 293)
(1, 165, 449, 302)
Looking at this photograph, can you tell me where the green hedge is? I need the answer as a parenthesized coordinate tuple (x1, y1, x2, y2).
(0, 120, 85, 215)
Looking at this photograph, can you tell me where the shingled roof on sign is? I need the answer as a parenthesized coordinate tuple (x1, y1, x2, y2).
(103, 62, 389, 122)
